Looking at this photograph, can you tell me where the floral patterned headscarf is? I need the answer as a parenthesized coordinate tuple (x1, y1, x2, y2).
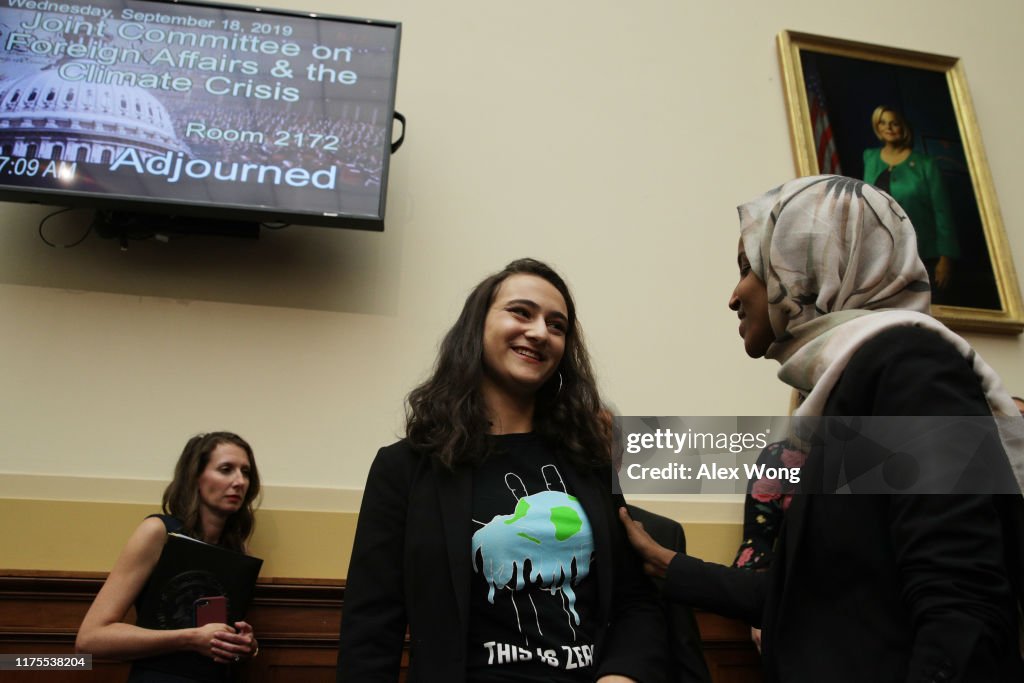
(738, 174, 930, 357)
(736, 175, 1023, 490)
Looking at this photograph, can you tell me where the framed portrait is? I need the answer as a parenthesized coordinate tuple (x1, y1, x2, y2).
(777, 30, 1024, 334)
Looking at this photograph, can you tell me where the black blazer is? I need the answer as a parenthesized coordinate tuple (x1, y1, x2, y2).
(664, 327, 1024, 683)
(337, 440, 669, 683)
(627, 505, 712, 683)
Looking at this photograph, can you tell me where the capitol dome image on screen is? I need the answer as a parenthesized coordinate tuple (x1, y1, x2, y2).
(0, 61, 188, 164)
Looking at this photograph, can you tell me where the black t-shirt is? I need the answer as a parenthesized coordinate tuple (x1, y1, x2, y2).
(466, 433, 598, 682)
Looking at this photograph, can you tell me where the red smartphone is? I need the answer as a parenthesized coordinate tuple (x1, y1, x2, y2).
(193, 596, 228, 627)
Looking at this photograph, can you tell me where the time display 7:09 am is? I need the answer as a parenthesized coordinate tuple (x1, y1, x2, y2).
(0, 156, 77, 180)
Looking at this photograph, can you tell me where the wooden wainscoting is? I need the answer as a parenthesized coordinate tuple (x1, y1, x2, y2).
(0, 570, 759, 682)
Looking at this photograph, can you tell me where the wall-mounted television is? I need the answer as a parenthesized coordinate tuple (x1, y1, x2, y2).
(0, 0, 402, 232)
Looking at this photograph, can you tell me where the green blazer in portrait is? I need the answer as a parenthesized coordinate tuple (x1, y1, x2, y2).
(863, 148, 959, 260)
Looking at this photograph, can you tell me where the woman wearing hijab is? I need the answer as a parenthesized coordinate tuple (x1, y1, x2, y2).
(621, 175, 1024, 683)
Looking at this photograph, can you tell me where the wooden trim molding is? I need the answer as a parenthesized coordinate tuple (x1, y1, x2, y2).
(0, 570, 760, 682)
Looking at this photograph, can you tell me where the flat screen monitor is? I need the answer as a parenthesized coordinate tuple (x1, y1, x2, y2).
(0, 0, 402, 230)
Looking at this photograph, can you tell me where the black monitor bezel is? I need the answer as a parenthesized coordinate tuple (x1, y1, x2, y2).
(0, 0, 402, 231)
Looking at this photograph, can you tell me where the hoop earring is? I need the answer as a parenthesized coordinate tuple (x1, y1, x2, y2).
(557, 371, 564, 396)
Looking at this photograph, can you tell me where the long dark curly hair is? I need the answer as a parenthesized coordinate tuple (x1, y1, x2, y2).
(406, 258, 610, 469)
(161, 432, 260, 552)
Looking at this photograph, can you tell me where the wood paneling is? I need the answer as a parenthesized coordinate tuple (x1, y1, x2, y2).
(0, 570, 759, 682)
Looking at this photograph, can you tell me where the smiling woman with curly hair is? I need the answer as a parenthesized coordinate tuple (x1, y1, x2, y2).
(338, 258, 668, 683)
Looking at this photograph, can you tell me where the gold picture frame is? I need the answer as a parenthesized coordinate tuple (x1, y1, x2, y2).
(777, 30, 1023, 334)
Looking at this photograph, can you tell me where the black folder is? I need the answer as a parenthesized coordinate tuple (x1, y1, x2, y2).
(136, 532, 263, 630)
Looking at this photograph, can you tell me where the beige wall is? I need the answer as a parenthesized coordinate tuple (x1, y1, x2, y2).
(0, 499, 743, 576)
(2, 0, 1022, 576)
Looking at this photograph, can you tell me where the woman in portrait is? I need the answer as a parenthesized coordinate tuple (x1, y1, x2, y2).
(337, 258, 667, 683)
(621, 176, 1024, 683)
(863, 105, 959, 296)
(76, 432, 261, 682)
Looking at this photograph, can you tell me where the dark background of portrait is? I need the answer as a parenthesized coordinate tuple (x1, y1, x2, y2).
(800, 51, 1000, 310)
